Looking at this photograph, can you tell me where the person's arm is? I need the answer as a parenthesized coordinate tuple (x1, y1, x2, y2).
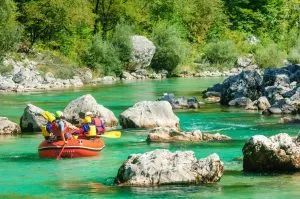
(59, 121, 67, 144)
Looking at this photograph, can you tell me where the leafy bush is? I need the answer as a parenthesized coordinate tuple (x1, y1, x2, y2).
(202, 40, 238, 66)
(83, 35, 122, 76)
(287, 40, 300, 64)
(254, 44, 286, 68)
(150, 24, 187, 74)
(111, 23, 133, 64)
(0, 0, 22, 61)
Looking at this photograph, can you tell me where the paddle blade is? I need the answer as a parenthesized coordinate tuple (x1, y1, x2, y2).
(101, 131, 121, 138)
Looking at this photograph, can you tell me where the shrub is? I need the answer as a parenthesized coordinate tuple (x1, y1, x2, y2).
(202, 40, 238, 66)
(287, 40, 300, 64)
(111, 23, 134, 64)
(0, 0, 22, 61)
(150, 24, 187, 75)
(254, 44, 286, 68)
(83, 35, 122, 76)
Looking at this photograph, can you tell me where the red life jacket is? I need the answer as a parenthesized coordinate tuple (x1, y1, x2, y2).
(50, 121, 68, 136)
(92, 117, 105, 134)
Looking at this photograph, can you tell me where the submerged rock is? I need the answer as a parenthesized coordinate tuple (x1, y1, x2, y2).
(116, 149, 224, 186)
(119, 101, 180, 129)
(228, 97, 252, 107)
(63, 94, 118, 127)
(20, 104, 46, 132)
(158, 93, 201, 109)
(147, 127, 231, 142)
(0, 117, 21, 135)
(243, 133, 300, 172)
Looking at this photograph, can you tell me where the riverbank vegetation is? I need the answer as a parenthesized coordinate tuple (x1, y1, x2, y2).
(1, 0, 300, 77)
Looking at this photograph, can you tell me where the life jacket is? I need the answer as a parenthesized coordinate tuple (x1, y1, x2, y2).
(50, 120, 68, 137)
(41, 123, 52, 137)
(92, 117, 106, 134)
(86, 125, 97, 137)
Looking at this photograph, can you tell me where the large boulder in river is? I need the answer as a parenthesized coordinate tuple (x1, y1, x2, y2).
(221, 70, 262, 105)
(63, 94, 118, 127)
(243, 133, 300, 172)
(119, 101, 180, 129)
(20, 104, 46, 132)
(204, 70, 262, 105)
(0, 117, 21, 135)
(127, 35, 156, 71)
(116, 149, 224, 186)
(147, 127, 231, 142)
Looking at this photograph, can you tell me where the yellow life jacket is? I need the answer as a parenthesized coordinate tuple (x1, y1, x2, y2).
(87, 125, 97, 137)
(41, 125, 51, 137)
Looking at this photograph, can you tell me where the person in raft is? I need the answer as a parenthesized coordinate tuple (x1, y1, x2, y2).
(51, 111, 71, 144)
(80, 115, 98, 138)
(41, 111, 56, 141)
(85, 112, 106, 135)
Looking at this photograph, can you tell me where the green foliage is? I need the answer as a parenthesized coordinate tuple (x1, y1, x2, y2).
(0, 0, 22, 60)
(20, 0, 93, 58)
(111, 23, 133, 64)
(3, 0, 300, 77)
(202, 40, 238, 67)
(287, 40, 300, 64)
(150, 24, 187, 75)
(83, 35, 122, 76)
(254, 44, 286, 68)
(93, 0, 127, 39)
(0, 63, 13, 75)
(181, 0, 228, 43)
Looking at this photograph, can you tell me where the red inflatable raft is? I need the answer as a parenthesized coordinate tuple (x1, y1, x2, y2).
(38, 138, 105, 158)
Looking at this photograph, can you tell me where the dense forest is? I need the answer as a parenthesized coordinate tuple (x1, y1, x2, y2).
(1, 0, 300, 77)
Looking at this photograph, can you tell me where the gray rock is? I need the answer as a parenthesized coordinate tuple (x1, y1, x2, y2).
(257, 96, 271, 110)
(0, 76, 16, 91)
(102, 76, 117, 83)
(20, 104, 46, 132)
(215, 70, 262, 105)
(119, 101, 180, 129)
(158, 93, 201, 109)
(245, 101, 258, 110)
(243, 133, 300, 172)
(121, 71, 136, 80)
(0, 117, 21, 135)
(237, 56, 252, 68)
(147, 127, 231, 142)
(228, 97, 252, 107)
(116, 149, 224, 185)
(247, 35, 260, 45)
(127, 35, 156, 71)
(263, 68, 290, 87)
(63, 94, 118, 127)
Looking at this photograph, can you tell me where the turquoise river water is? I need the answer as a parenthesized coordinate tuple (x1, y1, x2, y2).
(0, 78, 300, 199)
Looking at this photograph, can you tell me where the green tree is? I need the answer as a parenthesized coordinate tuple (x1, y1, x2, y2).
(0, 0, 22, 60)
(93, 0, 128, 39)
(83, 35, 122, 76)
(20, 0, 94, 57)
(150, 24, 187, 75)
(202, 40, 238, 66)
(180, 0, 228, 43)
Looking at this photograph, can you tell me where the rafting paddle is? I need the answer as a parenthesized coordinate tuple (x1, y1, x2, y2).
(56, 144, 66, 160)
(99, 131, 121, 138)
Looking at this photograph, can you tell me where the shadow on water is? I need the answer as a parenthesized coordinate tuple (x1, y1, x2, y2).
(0, 152, 50, 163)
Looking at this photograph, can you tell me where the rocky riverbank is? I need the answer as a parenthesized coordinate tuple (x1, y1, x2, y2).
(204, 64, 300, 115)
